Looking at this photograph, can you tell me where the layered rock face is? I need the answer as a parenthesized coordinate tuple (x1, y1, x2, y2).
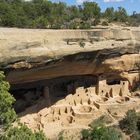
(1, 27, 140, 139)
(0, 27, 140, 86)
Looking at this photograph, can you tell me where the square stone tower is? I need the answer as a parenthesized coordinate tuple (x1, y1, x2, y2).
(97, 75, 108, 95)
(120, 81, 130, 96)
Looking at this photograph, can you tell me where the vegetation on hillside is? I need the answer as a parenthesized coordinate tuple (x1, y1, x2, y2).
(0, 71, 47, 140)
(0, 0, 139, 29)
(0, 124, 47, 140)
(81, 115, 122, 140)
(1, 70, 140, 139)
(119, 109, 140, 140)
(80, 109, 140, 140)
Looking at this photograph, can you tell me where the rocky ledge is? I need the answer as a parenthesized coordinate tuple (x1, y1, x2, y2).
(0, 26, 140, 87)
(1, 26, 140, 139)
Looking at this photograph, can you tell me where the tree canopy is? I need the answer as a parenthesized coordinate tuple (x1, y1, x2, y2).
(0, 0, 139, 29)
(0, 71, 47, 140)
(0, 124, 47, 140)
(0, 72, 16, 127)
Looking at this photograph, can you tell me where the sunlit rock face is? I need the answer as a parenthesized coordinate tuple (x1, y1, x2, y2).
(0, 27, 140, 86)
(1, 26, 140, 139)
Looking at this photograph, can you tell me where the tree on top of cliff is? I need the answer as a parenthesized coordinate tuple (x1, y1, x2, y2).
(0, 0, 138, 28)
(104, 7, 115, 22)
(82, 2, 101, 20)
(114, 7, 128, 22)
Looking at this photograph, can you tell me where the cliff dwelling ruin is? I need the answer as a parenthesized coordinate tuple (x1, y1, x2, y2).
(11, 71, 139, 111)
(1, 27, 140, 139)
(11, 72, 140, 127)
(11, 75, 97, 113)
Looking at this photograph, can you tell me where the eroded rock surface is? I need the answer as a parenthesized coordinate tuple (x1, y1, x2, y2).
(1, 26, 140, 139)
(19, 76, 140, 139)
(0, 27, 140, 85)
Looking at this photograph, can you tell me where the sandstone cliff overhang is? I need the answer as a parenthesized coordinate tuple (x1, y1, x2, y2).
(0, 27, 140, 86)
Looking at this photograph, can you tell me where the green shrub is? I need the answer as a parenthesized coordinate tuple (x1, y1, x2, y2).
(102, 21, 109, 26)
(89, 115, 113, 129)
(0, 71, 17, 127)
(119, 110, 140, 139)
(69, 22, 79, 29)
(82, 116, 122, 140)
(0, 124, 47, 140)
(104, 7, 115, 22)
(119, 109, 138, 134)
(58, 131, 64, 140)
(79, 22, 91, 29)
(32, 16, 48, 29)
(81, 129, 90, 140)
(51, 23, 62, 29)
(79, 41, 85, 48)
(93, 18, 100, 26)
(82, 125, 121, 140)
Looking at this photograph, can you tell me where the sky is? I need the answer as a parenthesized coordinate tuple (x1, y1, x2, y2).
(52, 0, 140, 14)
